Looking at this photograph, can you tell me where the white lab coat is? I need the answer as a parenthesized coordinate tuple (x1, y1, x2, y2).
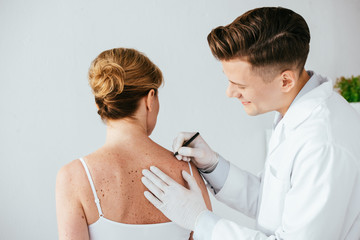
(195, 72, 360, 239)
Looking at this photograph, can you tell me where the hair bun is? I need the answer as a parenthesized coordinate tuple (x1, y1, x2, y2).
(88, 48, 163, 121)
(89, 59, 125, 99)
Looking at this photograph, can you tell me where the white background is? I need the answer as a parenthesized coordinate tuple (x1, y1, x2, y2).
(0, 0, 359, 239)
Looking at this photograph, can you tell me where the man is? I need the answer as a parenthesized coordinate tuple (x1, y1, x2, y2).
(141, 7, 360, 239)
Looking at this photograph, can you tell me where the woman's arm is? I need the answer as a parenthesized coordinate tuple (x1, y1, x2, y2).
(189, 162, 212, 240)
(191, 162, 212, 212)
(56, 164, 89, 240)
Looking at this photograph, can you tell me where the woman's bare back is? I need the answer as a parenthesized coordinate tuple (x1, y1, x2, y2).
(65, 138, 211, 226)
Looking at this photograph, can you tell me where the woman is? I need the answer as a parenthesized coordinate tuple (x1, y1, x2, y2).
(56, 48, 212, 240)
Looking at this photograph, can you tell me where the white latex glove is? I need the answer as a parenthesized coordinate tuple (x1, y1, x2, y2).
(173, 132, 218, 171)
(141, 166, 208, 231)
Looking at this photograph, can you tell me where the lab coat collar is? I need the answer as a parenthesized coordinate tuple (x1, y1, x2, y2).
(282, 71, 333, 130)
(268, 72, 333, 156)
(272, 71, 320, 129)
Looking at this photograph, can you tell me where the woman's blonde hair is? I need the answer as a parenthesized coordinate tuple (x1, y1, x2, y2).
(88, 48, 163, 121)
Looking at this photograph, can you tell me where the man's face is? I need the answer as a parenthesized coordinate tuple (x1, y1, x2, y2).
(221, 59, 284, 116)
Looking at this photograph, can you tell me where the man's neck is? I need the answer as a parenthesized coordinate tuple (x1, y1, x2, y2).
(294, 69, 311, 98)
(279, 69, 311, 116)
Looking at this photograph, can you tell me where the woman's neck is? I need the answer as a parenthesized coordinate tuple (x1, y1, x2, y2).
(104, 118, 149, 148)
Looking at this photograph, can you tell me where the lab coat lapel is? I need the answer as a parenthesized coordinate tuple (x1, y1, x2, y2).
(267, 113, 285, 157)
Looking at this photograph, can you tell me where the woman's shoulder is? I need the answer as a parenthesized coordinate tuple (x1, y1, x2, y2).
(149, 144, 207, 191)
(146, 146, 189, 183)
(56, 159, 87, 195)
(149, 145, 212, 211)
(57, 158, 83, 178)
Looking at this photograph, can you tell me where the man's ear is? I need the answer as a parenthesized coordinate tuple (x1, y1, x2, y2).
(145, 89, 156, 112)
(280, 70, 296, 93)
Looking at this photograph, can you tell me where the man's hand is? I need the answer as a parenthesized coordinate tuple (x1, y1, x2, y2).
(173, 132, 219, 171)
(141, 166, 208, 230)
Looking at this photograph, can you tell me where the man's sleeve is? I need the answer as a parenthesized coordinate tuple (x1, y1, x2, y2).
(194, 210, 275, 240)
(200, 155, 231, 194)
(201, 155, 262, 218)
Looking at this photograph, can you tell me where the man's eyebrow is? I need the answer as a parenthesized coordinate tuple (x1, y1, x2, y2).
(222, 70, 246, 86)
(229, 79, 246, 86)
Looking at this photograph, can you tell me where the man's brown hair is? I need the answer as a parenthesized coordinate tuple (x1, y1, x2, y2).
(207, 7, 310, 77)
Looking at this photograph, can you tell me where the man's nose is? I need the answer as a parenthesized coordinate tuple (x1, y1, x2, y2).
(226, 84, 241, 98)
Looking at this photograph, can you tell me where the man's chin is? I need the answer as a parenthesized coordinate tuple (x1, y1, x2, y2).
(247, 112, 259, 116)
(244, 108, 262, 116)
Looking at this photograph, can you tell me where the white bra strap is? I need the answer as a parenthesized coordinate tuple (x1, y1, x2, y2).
(79, 158, 104, 217)
(187, 162, 193, 176)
